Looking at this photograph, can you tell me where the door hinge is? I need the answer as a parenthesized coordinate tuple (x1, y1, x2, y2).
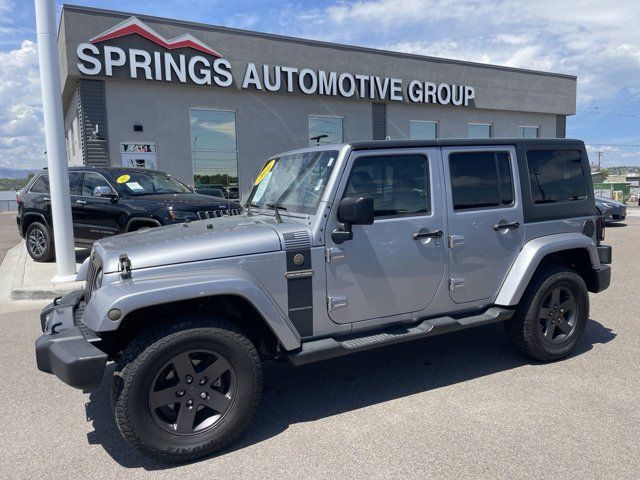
(449, 278, 465, 292)
(325, 247, 344, 263)
(449, 235, 465, 249)
(327, 295, 348, 311)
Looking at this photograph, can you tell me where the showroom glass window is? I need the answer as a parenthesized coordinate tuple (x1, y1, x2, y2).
(468, 123, 492, 138)
(526, 150, 587, 204)
(190, 109, 239, 199)
(520, 126, 540, 138)
(309, 116, 343, 146)
(410, 121, 438, 140)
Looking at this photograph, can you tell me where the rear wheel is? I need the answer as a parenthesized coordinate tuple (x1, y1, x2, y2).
(25, 221, 54, 262)
(112, 316, 262, 463)
(505, 265, 589, 361)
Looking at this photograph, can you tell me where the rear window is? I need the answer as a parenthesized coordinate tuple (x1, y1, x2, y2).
(30, 175, 49, 194)
(526, 150, 587, 204)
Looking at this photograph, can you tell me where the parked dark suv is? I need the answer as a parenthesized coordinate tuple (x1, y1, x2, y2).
(17, 167, 241, 262)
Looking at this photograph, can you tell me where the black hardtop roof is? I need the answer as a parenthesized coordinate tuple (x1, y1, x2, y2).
(349, 138, 585, 151)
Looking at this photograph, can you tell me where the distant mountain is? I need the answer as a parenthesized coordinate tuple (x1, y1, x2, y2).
(0, 168, 38, 179)
(604, 166, 640, 175)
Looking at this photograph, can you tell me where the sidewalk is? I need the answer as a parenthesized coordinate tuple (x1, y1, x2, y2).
(0, 241, 85, 301)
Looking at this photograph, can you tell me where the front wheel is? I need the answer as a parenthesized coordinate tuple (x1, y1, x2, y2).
(505, 265, 589, 362)
(112, 316, 263, 463)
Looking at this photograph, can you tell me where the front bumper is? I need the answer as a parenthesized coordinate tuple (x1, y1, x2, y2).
(35, 290, 107, 390)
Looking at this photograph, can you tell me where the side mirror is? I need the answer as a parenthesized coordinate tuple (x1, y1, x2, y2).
(332, 196, 374, 244)
(93, 185, 118, 201)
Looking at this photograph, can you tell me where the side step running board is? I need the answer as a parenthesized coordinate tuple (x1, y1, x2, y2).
(287, 307, 514, 366)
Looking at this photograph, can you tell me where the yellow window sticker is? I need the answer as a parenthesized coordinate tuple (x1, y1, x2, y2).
(254, 160, 275, 186)
(116, 174, 131, 184)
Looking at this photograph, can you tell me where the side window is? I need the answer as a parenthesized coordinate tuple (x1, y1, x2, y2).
(449, 151, 515, 211)
(345, 154, 430, 218)
(82, 172, 112, 197)
(30, 175, 49, 194)
(526, 150, 587, 204)
(68, 172, 83, 196)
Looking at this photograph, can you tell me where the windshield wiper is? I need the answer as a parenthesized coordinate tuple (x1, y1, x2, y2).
(266, 202, 286, 223)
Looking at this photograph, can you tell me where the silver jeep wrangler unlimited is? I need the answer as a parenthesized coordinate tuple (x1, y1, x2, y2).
(36, 139, 611, 462)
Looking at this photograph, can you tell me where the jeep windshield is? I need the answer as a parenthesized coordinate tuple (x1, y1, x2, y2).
(247, 150, 338, 215)
(109, 170, 192, 196)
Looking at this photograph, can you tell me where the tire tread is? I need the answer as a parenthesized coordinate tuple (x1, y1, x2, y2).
(112, 314, 262, 463)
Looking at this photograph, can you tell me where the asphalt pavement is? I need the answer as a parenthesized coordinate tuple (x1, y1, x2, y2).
(0, 219, 638, 479)
(0, 211, 20, 264)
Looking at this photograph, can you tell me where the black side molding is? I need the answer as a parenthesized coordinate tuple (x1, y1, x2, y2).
(288, 307, 514, 366)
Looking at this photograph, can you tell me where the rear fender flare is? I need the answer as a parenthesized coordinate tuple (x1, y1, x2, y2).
(495, 233, 600, 306)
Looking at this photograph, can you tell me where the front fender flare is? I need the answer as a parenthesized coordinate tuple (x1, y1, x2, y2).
(82, 268, 301, 351)
(495, 233, 600, 306)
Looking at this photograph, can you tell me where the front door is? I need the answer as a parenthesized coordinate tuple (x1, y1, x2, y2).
(325, 148, 446, 324)
(443, 147, 524, 304)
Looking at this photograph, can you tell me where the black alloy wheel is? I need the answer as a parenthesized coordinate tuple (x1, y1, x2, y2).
(149, 349, 236, 435)
(505, 265, 589, 362)
(539, 286, 578, 344)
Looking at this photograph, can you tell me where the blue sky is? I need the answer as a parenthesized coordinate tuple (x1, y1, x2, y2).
(1, 0, 639, 170)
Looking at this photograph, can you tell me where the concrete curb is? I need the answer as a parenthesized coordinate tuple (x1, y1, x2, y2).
(0, 242, 82, 301)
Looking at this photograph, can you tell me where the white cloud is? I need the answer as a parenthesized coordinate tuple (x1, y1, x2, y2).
(0, 39, 45, 170)
(291, 0, 640, 107)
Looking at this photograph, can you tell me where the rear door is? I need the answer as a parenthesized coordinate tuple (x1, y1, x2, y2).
(443, 146, 523, 303)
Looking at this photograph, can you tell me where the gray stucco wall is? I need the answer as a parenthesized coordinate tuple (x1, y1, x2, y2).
(58, 5, 578, 200)
(104, 79, 372, 192)
(387, 102, 558, 140)
(58, 5, 577, 116)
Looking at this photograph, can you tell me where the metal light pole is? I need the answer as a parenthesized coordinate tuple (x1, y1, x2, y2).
(35, 0, 76, 282)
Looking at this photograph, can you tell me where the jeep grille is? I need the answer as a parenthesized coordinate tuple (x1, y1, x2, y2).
(84, 251, 103, 302)
(196, 208, 242, 220)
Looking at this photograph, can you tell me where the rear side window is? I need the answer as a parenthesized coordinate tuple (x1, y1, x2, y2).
(449, 152, 514, 211)
(526, 150, 587, 204)
(345, 154, 430, 218)
(30, 175, 49, 194)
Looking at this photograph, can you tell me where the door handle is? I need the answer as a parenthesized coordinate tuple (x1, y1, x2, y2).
(75, 199, 87, 205)
(413, 229, 443, 239)
(493, 221, 520, 231)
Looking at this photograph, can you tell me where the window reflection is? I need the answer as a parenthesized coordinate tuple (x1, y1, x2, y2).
(190, 109, 239, 199)
(410, 121, 438, 140)
(309, 116, 343, 146)
(468, 123, 492, 138)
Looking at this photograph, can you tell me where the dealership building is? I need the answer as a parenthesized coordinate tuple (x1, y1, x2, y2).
(58, 4, 577, 200)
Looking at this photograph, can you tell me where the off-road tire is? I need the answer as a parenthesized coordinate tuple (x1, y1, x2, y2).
(505, 264, 589, 362)
(112, 315, 262, 463)
(25, 221, 54, 262)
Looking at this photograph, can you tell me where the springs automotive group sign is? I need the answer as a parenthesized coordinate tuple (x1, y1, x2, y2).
(77, 16, 476, 107)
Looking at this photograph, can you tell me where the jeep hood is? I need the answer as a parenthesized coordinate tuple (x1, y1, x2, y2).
(94, 214, 285, 273)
